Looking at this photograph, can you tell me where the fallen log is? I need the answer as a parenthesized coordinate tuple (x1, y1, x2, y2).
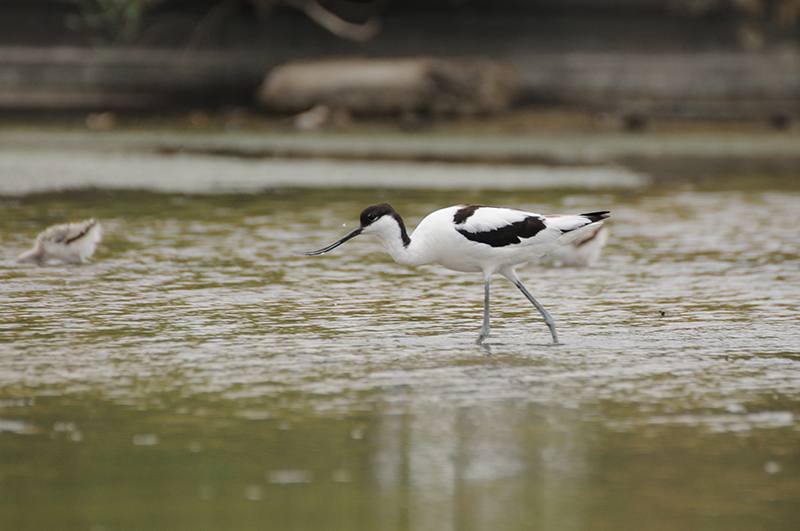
(257, 57, 520, 116)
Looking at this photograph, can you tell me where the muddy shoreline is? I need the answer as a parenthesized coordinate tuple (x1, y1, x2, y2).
(1, 115, 799, 195)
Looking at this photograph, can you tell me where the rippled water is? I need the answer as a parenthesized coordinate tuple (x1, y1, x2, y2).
(1, 178, 799, 530)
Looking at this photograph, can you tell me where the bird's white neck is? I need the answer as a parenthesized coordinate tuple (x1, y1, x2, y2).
(365, 216, 428, 267)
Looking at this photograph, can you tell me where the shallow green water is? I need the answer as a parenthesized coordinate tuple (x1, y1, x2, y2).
(1, 181, 799, 530)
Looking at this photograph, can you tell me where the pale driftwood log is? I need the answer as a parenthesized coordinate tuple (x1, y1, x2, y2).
(258, 57, 520, 116)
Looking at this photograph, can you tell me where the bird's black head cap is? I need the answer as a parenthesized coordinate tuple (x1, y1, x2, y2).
(360, 203, 398, 227)
(359, 203, 410, 246)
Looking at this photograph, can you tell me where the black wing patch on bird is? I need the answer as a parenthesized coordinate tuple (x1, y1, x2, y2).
(453, 205, 485, 224)
(63, 219, 98, 244)
(456, 215, 546, 248)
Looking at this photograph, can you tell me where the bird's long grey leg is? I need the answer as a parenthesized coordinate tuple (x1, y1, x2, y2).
(476, 278, 491, 345)
(513, 279, 560, 344)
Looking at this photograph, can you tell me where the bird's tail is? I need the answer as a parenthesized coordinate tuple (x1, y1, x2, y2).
(16, 248, 44, 264)
(541, 211, 610, 254)
(579, 211, 611, 223)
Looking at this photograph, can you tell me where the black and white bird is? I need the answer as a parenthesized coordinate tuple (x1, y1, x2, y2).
(303, 204, 609, 344)
(16, 218, 102, 265)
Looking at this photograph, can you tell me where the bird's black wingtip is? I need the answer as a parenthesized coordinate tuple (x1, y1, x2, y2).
(581, 211, 611, 223)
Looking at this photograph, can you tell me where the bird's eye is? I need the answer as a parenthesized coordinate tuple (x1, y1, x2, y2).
(368, 213, 378, 220)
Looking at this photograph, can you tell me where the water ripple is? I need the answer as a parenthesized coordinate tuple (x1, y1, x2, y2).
(1, 188, 799, 428)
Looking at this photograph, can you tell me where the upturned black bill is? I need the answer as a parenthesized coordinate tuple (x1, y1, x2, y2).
(302, 227, 363, 256)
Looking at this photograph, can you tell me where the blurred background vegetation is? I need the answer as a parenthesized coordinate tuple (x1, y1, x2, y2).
(49, 0, 800, 48)
(0, 0, 798, 127)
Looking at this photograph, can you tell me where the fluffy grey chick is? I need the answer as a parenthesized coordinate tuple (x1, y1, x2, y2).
(16, 219, 102, 265)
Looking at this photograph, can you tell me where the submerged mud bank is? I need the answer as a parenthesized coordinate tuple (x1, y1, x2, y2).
(1, 126, 799, 195)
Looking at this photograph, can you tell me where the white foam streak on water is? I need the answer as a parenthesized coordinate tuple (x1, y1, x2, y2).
(0, 150, 648, 195)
